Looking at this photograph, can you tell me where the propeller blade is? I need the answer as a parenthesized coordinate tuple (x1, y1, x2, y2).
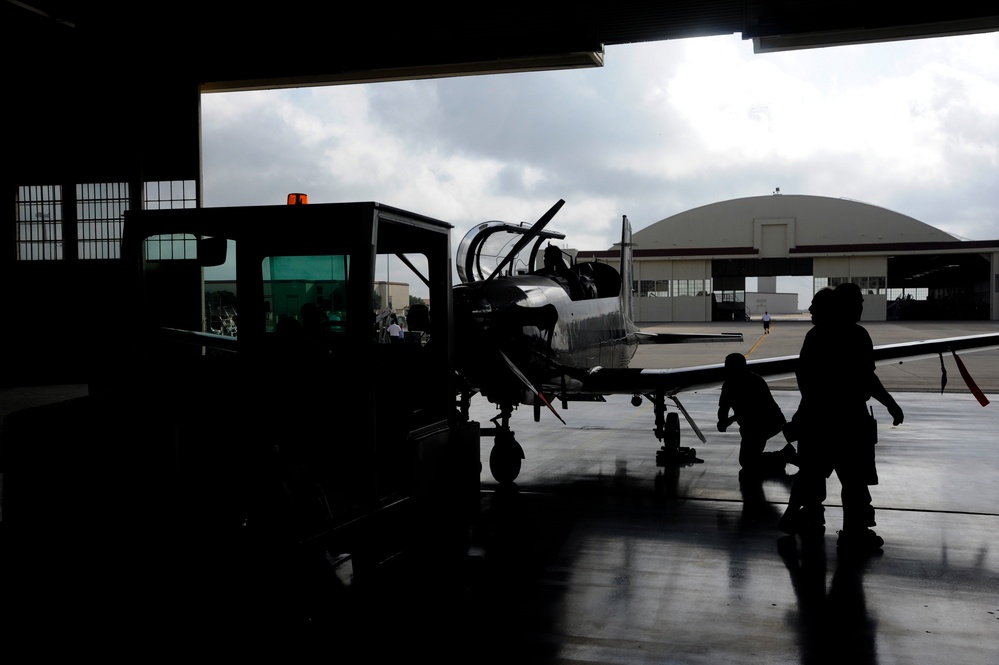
(670, 395, 707, 443)
(498, 349, 566, 425)
(483, 199, 565, 285)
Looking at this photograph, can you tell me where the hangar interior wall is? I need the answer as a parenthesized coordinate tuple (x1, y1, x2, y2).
(813, 256, 888, 321)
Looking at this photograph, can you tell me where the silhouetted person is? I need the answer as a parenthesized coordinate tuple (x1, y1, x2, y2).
(717, 352, 796, 477)
(779, 288, 834, 537)
(780, 284, 903, 554)
(407, 303, 431, 342)
(575, 261, 599, 299)
(299, 302, 332, 355)
(543, 244, 584, 301)
(274, 314, 302, 338)
(386, 315, 403, 344)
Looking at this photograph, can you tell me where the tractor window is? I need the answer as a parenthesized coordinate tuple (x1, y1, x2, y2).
(262, 254, 350, 336)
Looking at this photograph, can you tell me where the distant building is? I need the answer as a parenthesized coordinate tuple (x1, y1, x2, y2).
(375, 280, 410, 314)
(579, 195, 999, 323)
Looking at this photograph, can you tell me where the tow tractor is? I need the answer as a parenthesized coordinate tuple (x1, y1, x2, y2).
(3, 197, 481, 641)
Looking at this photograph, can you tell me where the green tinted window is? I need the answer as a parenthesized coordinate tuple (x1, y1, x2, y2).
(263, 255, 350, 331)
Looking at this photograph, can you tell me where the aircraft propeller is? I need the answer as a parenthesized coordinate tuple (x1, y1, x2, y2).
(498, 349, 566, 425)
(481, 199, 565, 285)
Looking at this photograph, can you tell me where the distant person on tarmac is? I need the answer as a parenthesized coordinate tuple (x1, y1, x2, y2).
(717, 352, 796, 477)
(762, 311, 772, 334)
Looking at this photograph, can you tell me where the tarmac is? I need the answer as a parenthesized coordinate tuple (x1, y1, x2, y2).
(1, 319, 997, 662)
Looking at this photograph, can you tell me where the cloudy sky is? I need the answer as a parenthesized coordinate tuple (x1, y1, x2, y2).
(201, 31, 998, 302)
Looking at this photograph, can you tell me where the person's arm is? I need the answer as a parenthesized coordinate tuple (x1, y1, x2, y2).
(717, 389, 735, 431)
(717, 413, 738, 432)
(870, 374, 904, 425)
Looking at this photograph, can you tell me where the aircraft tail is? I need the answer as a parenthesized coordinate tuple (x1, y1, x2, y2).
(619, 215, 634, 322)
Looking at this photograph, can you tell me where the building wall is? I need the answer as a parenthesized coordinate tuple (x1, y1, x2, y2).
(615, 195, 997, 323)
(634, 296, 713, 323)
(745, 292, 798, 318)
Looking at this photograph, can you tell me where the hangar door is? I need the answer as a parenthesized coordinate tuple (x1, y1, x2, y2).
(712, 258, 812, 321)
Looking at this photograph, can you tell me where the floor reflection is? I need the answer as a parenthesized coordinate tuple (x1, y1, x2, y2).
(779, 533, 879, 665)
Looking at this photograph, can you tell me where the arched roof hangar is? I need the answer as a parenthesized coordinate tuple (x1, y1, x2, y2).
(582, 195, 999, 322)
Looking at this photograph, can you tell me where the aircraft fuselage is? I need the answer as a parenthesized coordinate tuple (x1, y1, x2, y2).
(453, 275, 638, 403)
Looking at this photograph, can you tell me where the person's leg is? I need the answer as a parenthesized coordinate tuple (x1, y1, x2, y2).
(841, 482, 875, 532)
(738, 434, 766, 472)
(779, 459, 826, 534)
(837, 469, 882, 552)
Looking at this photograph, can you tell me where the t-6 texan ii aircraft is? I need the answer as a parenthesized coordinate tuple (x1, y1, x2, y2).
(451, 200, 999, 483)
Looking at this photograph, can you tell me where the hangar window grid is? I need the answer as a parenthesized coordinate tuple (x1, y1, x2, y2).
(17, 180, 199, 261)
(815, 276, 888, 295)
(673, 279, 712, 297)
(77, 182, 129, 260)
(144, 180, 197, 210)
(143, 180, 198, 260)
(15, 185, 64, 260)
(635, 279, 714, 297)
(714, 289, 745, 304)
(635, 279, 669, 297)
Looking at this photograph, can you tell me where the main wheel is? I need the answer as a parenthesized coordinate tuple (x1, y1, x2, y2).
(665, 412, 680, 448)
(489, 436, 523, 484)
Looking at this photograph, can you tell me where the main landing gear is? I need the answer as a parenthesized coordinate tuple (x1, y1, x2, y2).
(645, 389, 702, 466)
(484, 402, 525, 484)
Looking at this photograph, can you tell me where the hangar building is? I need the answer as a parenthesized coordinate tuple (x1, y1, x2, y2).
(580, 194, 999, 323)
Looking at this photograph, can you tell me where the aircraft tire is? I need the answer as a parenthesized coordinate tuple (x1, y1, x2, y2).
(489, 440, 522, 484)
(665, 412, 680, 448)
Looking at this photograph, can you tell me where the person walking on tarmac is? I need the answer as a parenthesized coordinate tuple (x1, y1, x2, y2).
(779, 283, 904, 554)
(762, 311, 772, 334)
(717, 352, 797, 477)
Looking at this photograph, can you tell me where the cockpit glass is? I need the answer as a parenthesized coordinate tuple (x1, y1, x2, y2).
(456, 221, 563, 283)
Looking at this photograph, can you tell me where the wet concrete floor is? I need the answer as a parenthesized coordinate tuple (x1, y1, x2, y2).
(466, 321, 999, 664)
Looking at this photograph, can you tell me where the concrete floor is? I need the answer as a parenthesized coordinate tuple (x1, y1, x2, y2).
(1, 321, 996, 662)
(465, 320, 999, 664)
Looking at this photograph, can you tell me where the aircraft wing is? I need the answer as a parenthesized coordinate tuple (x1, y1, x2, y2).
(579, 332, 999, 399)
(635, 331, 744, 345)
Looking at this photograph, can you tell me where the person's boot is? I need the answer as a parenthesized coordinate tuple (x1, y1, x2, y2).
(837, 528, 884, 554)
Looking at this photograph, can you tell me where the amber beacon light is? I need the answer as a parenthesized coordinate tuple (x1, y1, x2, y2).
(287, 192, 309, 205)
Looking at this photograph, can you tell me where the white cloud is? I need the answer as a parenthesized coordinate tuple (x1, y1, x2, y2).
(201, 32, 999, 252)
